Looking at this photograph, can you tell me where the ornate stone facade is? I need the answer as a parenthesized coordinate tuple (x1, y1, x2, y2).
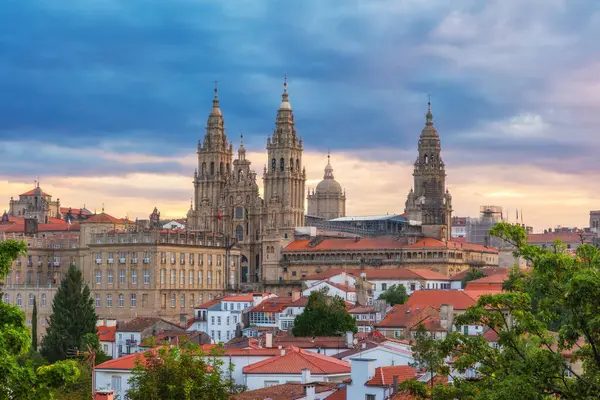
(8, 184, 61, 223)
(405, 102, 452, 240)
(187, 79, 307, 285)
(307, 154, 346, 220)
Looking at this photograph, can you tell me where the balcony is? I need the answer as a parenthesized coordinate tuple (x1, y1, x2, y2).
(107, 259, 114, 264)
(143, 258, 150, 264)
(132, 258, 138, 264)
(119, 258, 126, 264)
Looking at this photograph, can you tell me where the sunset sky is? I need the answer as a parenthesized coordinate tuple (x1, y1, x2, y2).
(1, 0, 599, 231)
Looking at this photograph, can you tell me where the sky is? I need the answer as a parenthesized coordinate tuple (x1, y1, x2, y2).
(1, 0, 600, 231)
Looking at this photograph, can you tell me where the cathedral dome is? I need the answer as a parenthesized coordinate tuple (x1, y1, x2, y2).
(315, 155, 343, 195)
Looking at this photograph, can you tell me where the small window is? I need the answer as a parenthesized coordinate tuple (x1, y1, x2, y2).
(280, 158, 285, 171)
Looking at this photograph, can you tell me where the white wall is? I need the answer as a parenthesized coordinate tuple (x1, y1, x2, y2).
(100, 340, 116, 359)
(95, 369, 132, 399)
(219, 354, 276, 385)
(244, 373, 349, 390)
(370, 279, 450, 298)
(115, 331, 142, 357)
(339, 344, 414, 369)
(303, 281, 354, 302)
(207, 310, 240, 343)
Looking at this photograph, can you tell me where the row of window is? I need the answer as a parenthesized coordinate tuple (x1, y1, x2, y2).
(93, 292, 211, 309)
(158, 269, 220, 287)
(160, 293, 214, 309)
(95, 269, 150, 285)
(210, 329, 236, 342)
(5, 270, 60, 285)
(14, 255, 74, 266)
(209, 315, 239, 326)
(3, 292, 49, 307)
(92, 252, 224, 267)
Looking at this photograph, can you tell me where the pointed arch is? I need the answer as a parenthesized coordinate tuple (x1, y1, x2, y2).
(210, 162, 215, 175)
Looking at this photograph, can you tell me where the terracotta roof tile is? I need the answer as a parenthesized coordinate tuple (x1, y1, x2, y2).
(304, 268, 449, 282)
(285, 237, 408, 252)
(195, 298, 222, 309)
(528, 232, 593, 244)
(82, 212, 123, 224)
(243, 346, 350, 374)
(96, 349, 157, 370)
(324, 386, 347, 400)
(60, 207, 93, 216)
(20, 187, 50, 196)
(366, 365, 418, 386)
(272, 336, 347, 349)
(96, 325, 116, 342)
(118, 317, 180, 332)
(232, 382, 339, 400)
(406, 290, 477, 310)
(249, 297, 293, 313)
(376, 304, 439, 328)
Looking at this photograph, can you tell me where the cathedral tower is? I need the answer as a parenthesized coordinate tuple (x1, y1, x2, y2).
(404, 101, 452, 240)
(189, 84, 233, 232)
(263, 77, 306, 232)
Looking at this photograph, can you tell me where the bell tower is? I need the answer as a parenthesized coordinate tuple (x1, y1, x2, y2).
(404, 100, 452, 240)
(189, 83, 233, 232)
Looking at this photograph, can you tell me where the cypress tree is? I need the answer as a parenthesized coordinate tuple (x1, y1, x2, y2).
(32, 295, 38, 351)
(41, 264, 97, 363)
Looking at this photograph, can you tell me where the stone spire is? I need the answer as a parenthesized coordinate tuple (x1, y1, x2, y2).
(421, 96, 439, 138)
(238, 133, 246, 160)
(324, 151, 334, 179)
(272, 74, 297, 146)
(203, 81, 227, 151)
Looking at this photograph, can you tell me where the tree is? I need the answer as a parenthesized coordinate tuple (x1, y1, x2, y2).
(460, 269, 485, 289)
(0, 240, 79, 399)
(41, 264, 98, 363)
(292, 288, 357, 337)
(378, 284, 408, 305)
(421, 223, 600, 399)
(410, 325, 447, 394)
(32, 295, 38, 351)
(126, 345, 233, 400)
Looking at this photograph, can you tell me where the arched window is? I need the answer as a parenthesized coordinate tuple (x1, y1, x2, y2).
(41, 293, 47, 307)
(235, 225, 243, 242)
(271, 158, 276, 171)
(210, 162, 215, 175)
(16, 294, 22, 307)
(290, 158, 294, 172)
(280, 158, 285, 171)
(220, 161, 224, 176)
(29, 294, 34, 306)
(118, 294, 124, 308)
(201, 162, 206, 175)
(296, 159, 300, 171)
(424, 155, 428, 164)
(180, 294, 185, 308)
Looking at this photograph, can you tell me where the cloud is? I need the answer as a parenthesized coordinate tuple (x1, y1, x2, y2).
(1, 0, 599, 228)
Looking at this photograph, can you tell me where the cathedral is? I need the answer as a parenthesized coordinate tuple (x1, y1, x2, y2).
(186, 79, 305, 285)
(307, 154, 346, 220)
(404, 100, 453, 240)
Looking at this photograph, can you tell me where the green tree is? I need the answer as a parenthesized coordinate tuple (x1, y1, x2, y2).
(378, 284, 409, 305)
(422, 223, 600, 399)
(0, 240, 79, 399)
(460, 269, 485, 289)
(410, 325, 447, 394)
(41, 264, 98, 363)
(126, 345, 233, 400)
(32, 295, 38, 351)
(292, 288, 357, 337)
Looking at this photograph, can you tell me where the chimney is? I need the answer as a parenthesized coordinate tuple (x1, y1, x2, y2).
(350, 358, 376, 388)
(304, 383, 316, 400)
(292, 289, 301, 302)
(280, 347, 286, 356)
(392, 375, 399, 394)
(301, 368, 312, 384)
(345, 331, 354, 348)
(439, 304, 454, 331)
(95, 391, 114, 400)
(179, 313, 188, 330)
(265, 332, 273, 348)
(252, 293, 263, 306)
(106, 318, 117, 327)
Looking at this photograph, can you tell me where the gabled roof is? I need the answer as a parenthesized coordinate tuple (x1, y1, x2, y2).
(60, 207, 93, 216)
(304, 268, 448, 282)
(96, 349, 157, 370)
(20, 187, 50, 196)
(243, 346, 350, 375)
(324, 386, 347, 400)
(118, 317, 180, 332)
(195, 298, 222, 309)
(82, 212, 123, 224)
(232, 382, 339, 400)
(249, 297, 293, 313)
(366, 365, 417, 386)
(406, 290, 477, 311)
(376, 304, 438, 328)
(96, 325, 116, 342)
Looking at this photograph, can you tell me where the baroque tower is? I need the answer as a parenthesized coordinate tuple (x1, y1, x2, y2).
(307, 154, 346, 220)
(262, 77, 307, 282)
(404, 101, 452, 240)
(189, 84, 233, 232)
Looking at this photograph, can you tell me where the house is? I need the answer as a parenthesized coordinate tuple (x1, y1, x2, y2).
(303, 279, 357, 303)
(348, 306, 383, 333)
(248, 294, 308, 331)
(242, 347, 351, 390)
(343, 359, 418, 400)
(188, 293, 275, 342)
(334, 336, 414, 368)
(264, 331, 357, 356)
(447, 267, 505, 290)
(304, 268, 450, 298)
(232, 380, 339, 400)
(375, 304, 441, 340)
(95, 349, 157, 398)
(115, 317, 182, 357)
(96, 319, 117, 359)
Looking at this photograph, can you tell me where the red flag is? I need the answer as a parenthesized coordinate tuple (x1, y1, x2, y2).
(218, 211, 222, 221)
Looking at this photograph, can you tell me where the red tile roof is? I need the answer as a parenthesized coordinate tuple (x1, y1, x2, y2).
(463, 289, 503, 301)
(366, 365, 418, 386)
(96, 349, 157, 370)
(60, 207, 93, 216)
(528, 232, 591, 244)
(195, 298, 222, 309)
(376, 304, 438, 328)
(20, 187, 50, 196)
(96, 325, 116, 342)
(447, 267, 506, 281)
(406, 290, 477, 311)
(272, 336, 348, 350)
(232, 382, 339, 400)
(243, 346, 350, 375)
(118, 317, 180, 332)
(221, 295, 255, 302)
(483, 329, 499, 342)
(285, 237, 408, 252)
(250, 297, 293, 313)
(406, 238, 498, 254)
(82, 212, 123, 224)
(324, 386, 347, 400)
(349, 306, 375, 314)
(0, 221, 81, 233)
(305, 268, 449, 282)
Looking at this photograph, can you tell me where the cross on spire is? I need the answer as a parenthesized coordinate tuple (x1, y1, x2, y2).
(283, 73, 287, 92)
(214, 80, 218, 95)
